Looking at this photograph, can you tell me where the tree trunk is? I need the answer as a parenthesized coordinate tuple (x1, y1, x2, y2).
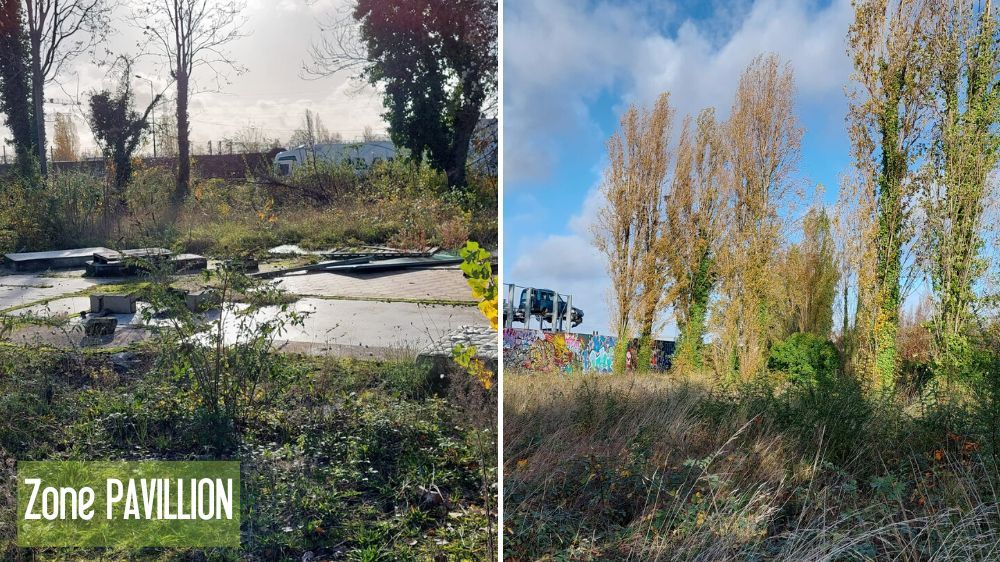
(29, 33, 46, 177)
(175, 70, 190, 202)
(445, 92, 481, 189)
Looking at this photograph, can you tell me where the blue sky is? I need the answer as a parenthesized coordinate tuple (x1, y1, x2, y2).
(504, 0, 857, 335)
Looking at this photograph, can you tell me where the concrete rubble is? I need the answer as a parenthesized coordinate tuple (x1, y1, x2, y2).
(254, 245, 460, 279)
(418, 325, 499, 373)
(3, 247, 207, 277)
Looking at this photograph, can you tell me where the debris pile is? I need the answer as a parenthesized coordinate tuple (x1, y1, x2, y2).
(2, 247, 207, 276)
(255, 245, 462, 280)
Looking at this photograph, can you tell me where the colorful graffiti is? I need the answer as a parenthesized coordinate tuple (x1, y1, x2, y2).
(503, 328, 674, 373)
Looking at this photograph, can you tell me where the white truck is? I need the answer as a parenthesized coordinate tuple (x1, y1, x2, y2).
(273, 141, 398, 176)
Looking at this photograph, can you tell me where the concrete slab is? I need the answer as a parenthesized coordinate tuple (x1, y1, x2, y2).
(0, 272, 123, 313)
(180, 298, 485, 353)
(92, 248, 171, 264)
(1, 266, 488, 359)
(3, 247, 112, 271)
(274, 267, 475, 302)
(9, 296, 90, 318)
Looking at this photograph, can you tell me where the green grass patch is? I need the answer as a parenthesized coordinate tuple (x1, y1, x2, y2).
(0, 349, 496, 560)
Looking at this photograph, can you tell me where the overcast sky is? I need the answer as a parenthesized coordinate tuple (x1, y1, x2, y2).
(504, 0, 855, 336)
(0, 0, 387, 157)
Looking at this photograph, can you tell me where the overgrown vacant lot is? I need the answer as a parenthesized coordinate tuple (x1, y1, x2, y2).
(0, 345, 497, 561)
(504, 371, 1000, 561)
(0, 159, 497, 258)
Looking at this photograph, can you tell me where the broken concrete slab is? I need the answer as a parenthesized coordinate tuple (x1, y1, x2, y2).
(268, 244, 439, 259)
(318, 256, 463, 273)
(90, 294, 138, 314)
(4, 247, 112, 272)
(251, 257, 370, 280)
(85, 251, 207, 277)
(84, 316, 117, 337)
(92, 248, 172, 264)
(253, 255, 463, 280)
(171, 254, 208, 273)
(185, 289, 220, 312)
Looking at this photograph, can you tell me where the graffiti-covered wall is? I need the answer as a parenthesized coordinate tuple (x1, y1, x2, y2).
(502, 328, 674, 373)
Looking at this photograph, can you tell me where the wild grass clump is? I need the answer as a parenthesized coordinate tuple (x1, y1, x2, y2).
(0, 157, 497, 256)
(504, 370, 1000, 561)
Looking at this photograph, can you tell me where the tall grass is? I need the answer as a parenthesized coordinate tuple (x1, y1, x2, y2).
(0, 159, 497, 256)
(504, 371, 1000, 561)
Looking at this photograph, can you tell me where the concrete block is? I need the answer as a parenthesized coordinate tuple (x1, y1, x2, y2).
(89, 294, 138, 314)
(171, 254, 208, 273)
(84, 316, 117, 337)
(185, 289, 220, 312)
(223, 257, 259, 273)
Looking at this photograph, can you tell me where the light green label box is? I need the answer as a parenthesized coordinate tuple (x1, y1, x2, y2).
(17, 461, 240, 547)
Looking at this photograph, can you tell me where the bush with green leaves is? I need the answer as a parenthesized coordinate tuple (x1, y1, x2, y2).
(143, 265, 305, 452)
(767, 332, 840, 387)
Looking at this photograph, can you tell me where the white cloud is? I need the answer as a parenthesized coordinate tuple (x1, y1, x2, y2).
(506, 0, 854, 335)
(504, 0, 852, 186)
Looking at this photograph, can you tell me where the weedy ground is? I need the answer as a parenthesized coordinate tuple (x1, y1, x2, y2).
(0, 346, 497, 561)
(504, 370, 1000, 561)
(0, 160, 498, 258)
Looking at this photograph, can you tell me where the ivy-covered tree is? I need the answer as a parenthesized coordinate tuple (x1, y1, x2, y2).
(664, 108, 726, 369)
(923, 1, 1000, 379)
(87, 59, 161, 198)
(311, 0, 497, 189)
(0, 0, 37, 177)
(848, 0, 935, 391)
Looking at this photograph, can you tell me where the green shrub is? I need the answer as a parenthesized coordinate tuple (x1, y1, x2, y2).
(768, 332, 840, 386)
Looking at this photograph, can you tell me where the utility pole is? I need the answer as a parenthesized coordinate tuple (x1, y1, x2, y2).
(135, 75, 157, 158)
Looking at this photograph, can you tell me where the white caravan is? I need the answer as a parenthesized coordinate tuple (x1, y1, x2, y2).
(273, 142, 398, 176)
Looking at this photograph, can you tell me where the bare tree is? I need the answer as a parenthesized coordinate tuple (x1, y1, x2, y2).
(288, 109, 342, 169)
(132, 0, 247, 202)
(23, 0, 112, 177)
(591, 93, 673, 372)
(663, 108, 727, 370)
(713, 54, 802, 382)
(229, 124, 278, 154)
(361, 124, 387, 142)
(848, 0, 936, 390)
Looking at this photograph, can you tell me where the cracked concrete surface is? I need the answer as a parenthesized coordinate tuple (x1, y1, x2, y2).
(0, 266, 486, 356)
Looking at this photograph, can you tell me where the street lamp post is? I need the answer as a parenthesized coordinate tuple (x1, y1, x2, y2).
(136, 75, 157, 158)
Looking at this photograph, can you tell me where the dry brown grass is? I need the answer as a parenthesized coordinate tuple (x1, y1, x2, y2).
(504, 370, 1000, 561)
